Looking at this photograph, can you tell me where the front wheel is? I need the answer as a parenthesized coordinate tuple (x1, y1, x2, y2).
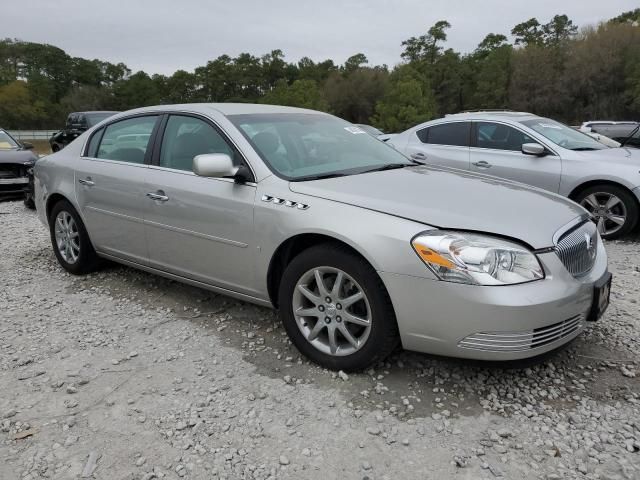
(576, 185, 638, 240)
(49, 200, 101, 275)
(278, 244, 399, 371)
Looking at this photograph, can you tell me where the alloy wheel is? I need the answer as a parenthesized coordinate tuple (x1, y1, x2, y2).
(580, 192, 627, 237)
(292, 266, 372, 356)
(54, 211, 80, 264)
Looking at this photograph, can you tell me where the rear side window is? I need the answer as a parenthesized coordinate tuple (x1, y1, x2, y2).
(417, 122, 470, 147)
(96, 116, 158, 164)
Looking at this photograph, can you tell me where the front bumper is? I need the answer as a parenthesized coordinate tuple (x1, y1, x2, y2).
(381, 239, 609, 361)
(0, 177, 29, 196)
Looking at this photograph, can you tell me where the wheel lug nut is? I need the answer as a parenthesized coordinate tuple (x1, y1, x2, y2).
(325, 317, 331, 324)
(336, 316, 342, 322)
(325, 297, 331, 303)
(318, 305, 325, 312)
(336, 303, 342, 310)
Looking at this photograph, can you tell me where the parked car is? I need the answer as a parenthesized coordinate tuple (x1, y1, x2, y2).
(35, 104, 610, 371)
(583, 131, 621, 148)
(389, 111, 640, 239)
(0, 129, 38, 205)
(579, 120, 637, 133)
(49, 111, 119, 152)
(589, 123, 640, 149)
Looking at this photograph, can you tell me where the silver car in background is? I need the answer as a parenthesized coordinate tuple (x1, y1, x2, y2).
(389, 111, 640, 239)
(35, 104, 610, 371)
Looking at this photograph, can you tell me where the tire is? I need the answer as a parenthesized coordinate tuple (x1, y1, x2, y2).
(575, 184, 638, 240)
(278, 243, 399, 371)
(51, 144, 60, 153)
(49, 200, 100, 275)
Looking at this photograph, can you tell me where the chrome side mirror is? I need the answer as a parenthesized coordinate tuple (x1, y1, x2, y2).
(522, 143, 546, 156)
(193, 153, 238, 178)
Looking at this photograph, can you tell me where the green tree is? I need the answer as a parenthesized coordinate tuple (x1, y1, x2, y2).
(401, 20, 451, 63)
(261, 79, 328, 110)
(0, 80, 46, 128)
(372, 66, 436, 132)
(324, 67, 389, 123)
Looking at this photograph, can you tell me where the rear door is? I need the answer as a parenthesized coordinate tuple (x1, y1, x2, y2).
(75, 114, 160, 264)
(143, 113, 259, 296)
(403, 121, 471, 170)
(469, 121, 561, 192)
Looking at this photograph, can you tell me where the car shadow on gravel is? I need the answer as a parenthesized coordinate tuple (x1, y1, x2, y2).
(51, 255, 638, 425)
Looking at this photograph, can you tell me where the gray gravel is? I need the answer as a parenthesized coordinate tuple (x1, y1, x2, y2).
(1, 200, 639, 480)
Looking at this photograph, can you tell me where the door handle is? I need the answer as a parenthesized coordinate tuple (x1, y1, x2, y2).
(78, 177, 95, 187)
(146, 191, 169, 202)
(472, 161, 492, 168)
(411, 152, 427, 160)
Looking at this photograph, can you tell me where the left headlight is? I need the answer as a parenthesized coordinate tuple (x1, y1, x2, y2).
(411, 230, 544, 286)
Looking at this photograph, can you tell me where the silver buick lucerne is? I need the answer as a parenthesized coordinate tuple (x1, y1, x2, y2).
(34, 104, 611, 371)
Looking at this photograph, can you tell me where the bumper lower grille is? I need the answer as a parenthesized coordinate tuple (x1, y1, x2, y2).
(555, 221, 598, 277)
(458, 314, 584, 352)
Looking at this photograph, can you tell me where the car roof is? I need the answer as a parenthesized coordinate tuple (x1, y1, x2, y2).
(112, 103, 326, 118)
(442, 111, 539, 122)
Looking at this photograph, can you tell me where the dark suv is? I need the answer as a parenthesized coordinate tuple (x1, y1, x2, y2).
(49, 111, 119, 152)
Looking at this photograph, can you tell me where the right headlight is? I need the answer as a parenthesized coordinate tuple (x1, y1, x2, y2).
(411, 230, 544, 286)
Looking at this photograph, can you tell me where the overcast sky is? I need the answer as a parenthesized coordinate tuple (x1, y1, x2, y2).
(5, 1, 638, 75)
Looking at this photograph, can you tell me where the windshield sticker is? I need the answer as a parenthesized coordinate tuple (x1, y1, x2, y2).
(536, 123, 562, 130)
(344, 126, 367, 134)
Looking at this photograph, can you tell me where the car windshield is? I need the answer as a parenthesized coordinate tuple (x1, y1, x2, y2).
(0, 130, 19, 150)
(228, 113, 411, 180)
(86, 112, 117, 127)
(521, 118, 607, 151)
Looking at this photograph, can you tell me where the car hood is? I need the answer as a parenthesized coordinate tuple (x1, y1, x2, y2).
(580, 147, 640, 164)
(0, 149, 38, 164)
(289, 165, 586, 249)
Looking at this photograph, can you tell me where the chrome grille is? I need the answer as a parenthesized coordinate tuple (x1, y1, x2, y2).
(555, 221, 598, 277)
(458, 314, 584, 352)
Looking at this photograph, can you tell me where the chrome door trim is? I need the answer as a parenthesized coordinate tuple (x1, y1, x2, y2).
(143, 218, 249, 248)
(97, 252, 272, 308)
(146, 164, 258, 187)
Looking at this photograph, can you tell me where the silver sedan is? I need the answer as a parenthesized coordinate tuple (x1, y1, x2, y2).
(389, 111, 640, 239)
(34, 104, 611, 371)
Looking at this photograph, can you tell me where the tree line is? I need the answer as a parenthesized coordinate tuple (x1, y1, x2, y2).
(0, 9, 638, 131)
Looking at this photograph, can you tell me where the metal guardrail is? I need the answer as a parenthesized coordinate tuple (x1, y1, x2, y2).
(8, 130, 58, 140)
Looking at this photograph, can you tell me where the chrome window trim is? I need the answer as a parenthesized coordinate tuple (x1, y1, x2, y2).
(146, 164, 257, 187)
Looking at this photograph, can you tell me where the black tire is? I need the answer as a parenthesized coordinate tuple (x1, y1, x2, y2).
(575, 184, 639, 240)
(278, 243, 399, 371)
(51, 144, 60, 152)
(49, 199, 100, 275)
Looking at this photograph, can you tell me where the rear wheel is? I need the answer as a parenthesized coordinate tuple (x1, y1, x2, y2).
(278, 244, 399, 371)
(575, 185, 638, 239)
(49, 200, 100, 274)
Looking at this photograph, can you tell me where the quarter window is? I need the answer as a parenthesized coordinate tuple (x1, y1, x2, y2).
(86, 128, 103, 157)
(417, 122, 470, 147)
(96, 116, 158, 164)
(475, 122, 534, 151)
(159, 115, 240, 172)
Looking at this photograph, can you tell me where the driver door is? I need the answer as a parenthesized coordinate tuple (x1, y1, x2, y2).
(469, 121, 561, 193)
(143, 113, 260, 296)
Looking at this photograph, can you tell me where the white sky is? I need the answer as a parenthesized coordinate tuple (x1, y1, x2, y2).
(4, 0, 638, 75)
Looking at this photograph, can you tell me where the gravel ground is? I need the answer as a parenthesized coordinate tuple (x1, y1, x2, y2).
(1, 200, 639, 480)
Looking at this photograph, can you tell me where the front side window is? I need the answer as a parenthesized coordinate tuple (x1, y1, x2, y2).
(228, 113, 411, 180)
(0, 130, 20, 150)
(417, 122, 470, 147)
(521, 118, 606, 151)
(159, 115, 241, 172)
(475, 122, 535, 151)
(96, 116, 158, 164)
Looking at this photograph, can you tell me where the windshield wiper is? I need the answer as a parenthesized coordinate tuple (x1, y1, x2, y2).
(294, 172, 350, 181)
(360, 163, 414, 174)
(570, 147, 601, 151)
(620, 125, 640, 147)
